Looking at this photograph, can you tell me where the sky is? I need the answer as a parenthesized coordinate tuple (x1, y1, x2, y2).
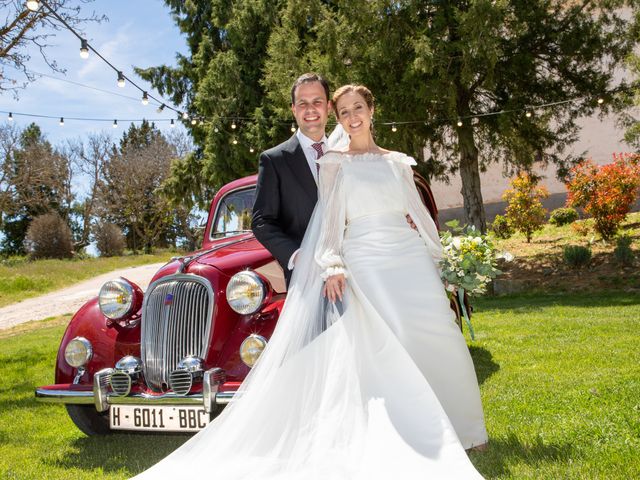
(0, 0, 189, 145)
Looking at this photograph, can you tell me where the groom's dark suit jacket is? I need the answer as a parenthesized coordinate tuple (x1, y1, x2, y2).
(251, 135, 318, 285)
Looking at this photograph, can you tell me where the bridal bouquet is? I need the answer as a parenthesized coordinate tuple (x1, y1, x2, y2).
(439, 220, 503, 296)
(439, 220, 506, 339)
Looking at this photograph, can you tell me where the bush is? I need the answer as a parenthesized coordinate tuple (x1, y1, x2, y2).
(94, 222, 126, 257)
(549, 207, 579, 226)
(614, 234, 635, 266)
(502, 173, 549, 243)
(24, 212, 74, 259)
(563, 245, 592, 269)
(491, 214, 514, 239)
(571, 221, 590, 237)
(566, 154, 640, 240)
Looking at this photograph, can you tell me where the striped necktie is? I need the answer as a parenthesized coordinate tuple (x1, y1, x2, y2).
(311, 142, 324, 174)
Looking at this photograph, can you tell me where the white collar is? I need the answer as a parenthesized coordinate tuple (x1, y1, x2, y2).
(296, 129, 327, 150)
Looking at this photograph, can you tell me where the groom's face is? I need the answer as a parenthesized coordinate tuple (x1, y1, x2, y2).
(291, 81, 331, 141)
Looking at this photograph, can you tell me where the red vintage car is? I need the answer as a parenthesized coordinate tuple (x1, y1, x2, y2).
(35, 172, 464, 435)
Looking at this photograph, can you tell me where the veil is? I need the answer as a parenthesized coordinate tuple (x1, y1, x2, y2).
(133, 129, 347, 479)
(327, 123, 350, 151)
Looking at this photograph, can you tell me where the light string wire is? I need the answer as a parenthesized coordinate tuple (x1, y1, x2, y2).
(7, 0, 636, 140)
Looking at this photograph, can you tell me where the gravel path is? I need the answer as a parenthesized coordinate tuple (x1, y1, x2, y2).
(0, 262, 165, 330)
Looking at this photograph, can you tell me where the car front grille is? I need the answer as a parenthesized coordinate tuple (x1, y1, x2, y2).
(141, 275, 214, 392)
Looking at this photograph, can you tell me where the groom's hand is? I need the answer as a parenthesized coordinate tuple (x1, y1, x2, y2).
(406, 214, 417, 231)
(323, 274, 346, 303)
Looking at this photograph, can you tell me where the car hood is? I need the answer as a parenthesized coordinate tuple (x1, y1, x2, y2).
(194, 234, 275, 277)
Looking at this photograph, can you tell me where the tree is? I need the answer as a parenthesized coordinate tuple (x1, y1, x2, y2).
(0, 0, 106, 96)
(142, 1, 639, 232)
(97, 121, 176, 253)
(65, 132, 113, 250)
(135, 0, 284, 209)
(1, 123, 73, 254)
(0, 122, 21, 218)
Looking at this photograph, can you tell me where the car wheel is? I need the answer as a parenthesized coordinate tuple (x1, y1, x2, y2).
(65, 404, 111, 435)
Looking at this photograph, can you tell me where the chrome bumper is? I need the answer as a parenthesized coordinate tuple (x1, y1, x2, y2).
(35, 367, 233, 412)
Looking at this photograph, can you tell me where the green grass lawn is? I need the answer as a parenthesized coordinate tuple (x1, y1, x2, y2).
(1, 292, 639, 479)
(0, 252, 174, 308)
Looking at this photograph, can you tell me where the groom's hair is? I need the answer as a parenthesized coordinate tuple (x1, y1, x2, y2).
(290, 73, 330, 105)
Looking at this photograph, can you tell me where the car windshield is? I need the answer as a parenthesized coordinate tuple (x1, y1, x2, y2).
(211, 187, 255, 239)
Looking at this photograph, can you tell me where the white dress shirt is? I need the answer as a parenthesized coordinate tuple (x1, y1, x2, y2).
(288, 129, 327, 270)
(295, 129, 327, 185)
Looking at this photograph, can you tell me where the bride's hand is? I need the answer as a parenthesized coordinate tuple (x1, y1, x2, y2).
(323, 274, 346, 303)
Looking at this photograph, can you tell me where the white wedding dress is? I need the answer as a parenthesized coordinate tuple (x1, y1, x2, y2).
(134, 151, 487, 479)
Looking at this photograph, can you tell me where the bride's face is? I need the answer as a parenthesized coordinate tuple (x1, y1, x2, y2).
(335, 91, 373, 138)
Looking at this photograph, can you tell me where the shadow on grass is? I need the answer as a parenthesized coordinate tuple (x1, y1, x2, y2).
(472, 432, 576, 479)
(45, 433, 191, 474)
(469, 345, 500, 386)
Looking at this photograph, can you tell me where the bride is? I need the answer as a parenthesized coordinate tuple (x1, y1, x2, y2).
(133, 85, 488, 479)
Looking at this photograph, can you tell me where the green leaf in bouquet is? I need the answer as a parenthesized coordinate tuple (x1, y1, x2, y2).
(445, 219, 460, 230)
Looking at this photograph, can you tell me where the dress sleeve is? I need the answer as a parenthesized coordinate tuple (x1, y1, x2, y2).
(314, 158, 348, 281)
(395, 156, 444, 266)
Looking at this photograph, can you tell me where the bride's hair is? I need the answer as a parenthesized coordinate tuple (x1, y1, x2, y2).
(332, 84, 375, 118)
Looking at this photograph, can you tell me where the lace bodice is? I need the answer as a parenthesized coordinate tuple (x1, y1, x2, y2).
(314, 151, 443, 280)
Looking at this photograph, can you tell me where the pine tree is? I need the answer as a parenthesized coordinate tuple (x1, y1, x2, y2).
(141, 1, 639, 231)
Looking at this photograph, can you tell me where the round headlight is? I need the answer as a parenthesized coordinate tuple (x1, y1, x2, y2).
(99, 279, 134, 320)
(226, 271, 267, 315)
(64, 337, 93, 368)
(240, 334, 267, 368)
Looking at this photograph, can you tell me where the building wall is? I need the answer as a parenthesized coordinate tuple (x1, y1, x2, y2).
(430, 112, 635, 223)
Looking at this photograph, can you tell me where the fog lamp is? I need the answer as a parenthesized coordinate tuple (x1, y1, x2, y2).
(64, 337, 93, 368)
(240, 334, 267, 368)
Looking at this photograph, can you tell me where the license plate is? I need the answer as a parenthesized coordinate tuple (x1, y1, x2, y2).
(109, 405, 210, 432)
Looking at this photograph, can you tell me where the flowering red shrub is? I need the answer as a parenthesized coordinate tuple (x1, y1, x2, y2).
(566, 154, 640, 240)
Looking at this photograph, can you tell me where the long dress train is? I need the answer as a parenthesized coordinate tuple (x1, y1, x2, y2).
(133, 151, 487, 479)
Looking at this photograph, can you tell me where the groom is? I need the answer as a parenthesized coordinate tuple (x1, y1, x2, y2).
(251, 73, 331, 286)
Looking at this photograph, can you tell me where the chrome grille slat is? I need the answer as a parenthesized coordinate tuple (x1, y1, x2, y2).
(141, 275, 214, 392)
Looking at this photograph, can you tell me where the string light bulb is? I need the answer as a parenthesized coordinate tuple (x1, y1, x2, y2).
(191, 118, 197, 125)
(250, 147, 255, 153)
(231, 120, 237, 130)
(156, 103, 165, 113)
(391, 123, 397, 132)
(8, 112, 13, 121)
(214, 127, 219, 133)
(79, 39, 89, 59)
(290, 123, 296, 133)
(232, 138, 238, 145)
(525, 111, 532, 118)
(141, 92, 149, 105)
(117, 71, 125, 88)
(170, 119, 175, 128)
(26, 1, 40, 11)
(59, 117, 64, 126)
(597, 97, 604, 105)
(182, 112, 188, 120)
(456, 119, 463, 127)
(112, 119, 118, 128)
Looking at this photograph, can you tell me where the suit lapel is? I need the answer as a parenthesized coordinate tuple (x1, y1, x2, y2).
(284, 135, 318, 205)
